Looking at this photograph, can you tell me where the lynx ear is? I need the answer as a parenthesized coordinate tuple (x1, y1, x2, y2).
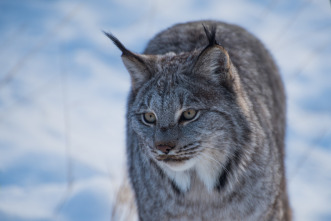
(104, 32, 152, 91)
(193, 46, 232, 82)
(192, 25, 234, 86)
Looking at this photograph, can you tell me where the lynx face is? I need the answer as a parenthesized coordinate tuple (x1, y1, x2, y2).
(105, 28, 251, 191)
(129, 66, 234, 172)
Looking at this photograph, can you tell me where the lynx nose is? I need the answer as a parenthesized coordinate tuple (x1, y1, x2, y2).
(156, 143, 175, 154)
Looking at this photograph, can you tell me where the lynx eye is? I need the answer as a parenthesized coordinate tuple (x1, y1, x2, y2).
(143, 112, 156, 124)
(181, 109, 197, 121)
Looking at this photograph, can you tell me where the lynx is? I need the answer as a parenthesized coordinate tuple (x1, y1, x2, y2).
(106, 20, 291, 220)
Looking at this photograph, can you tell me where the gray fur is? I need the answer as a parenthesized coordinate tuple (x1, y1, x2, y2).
(107, 20, 291, 220)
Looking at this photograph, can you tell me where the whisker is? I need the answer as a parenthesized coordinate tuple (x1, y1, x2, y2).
(202, 145, 244, 162)
(181, 142, 201, 151)
(198, 152, 228, 173)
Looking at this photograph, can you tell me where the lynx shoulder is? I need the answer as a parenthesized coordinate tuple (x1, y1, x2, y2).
(106, 20, 291, 220)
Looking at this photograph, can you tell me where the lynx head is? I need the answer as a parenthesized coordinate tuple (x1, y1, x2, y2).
(105, 25, 251, 192)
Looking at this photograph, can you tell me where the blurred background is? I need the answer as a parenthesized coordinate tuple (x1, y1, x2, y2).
(0, 0, 330, 220)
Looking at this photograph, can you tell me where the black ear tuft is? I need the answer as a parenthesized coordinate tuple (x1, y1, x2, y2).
(202, 24, 218, 46)
(103, 31, 154, 92)
(103, 31, 131, 56)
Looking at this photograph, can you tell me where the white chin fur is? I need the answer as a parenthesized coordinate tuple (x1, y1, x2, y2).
(164, 158, 197, 172)
(159, 158, 197, 192)
(159, 151, 225, 193)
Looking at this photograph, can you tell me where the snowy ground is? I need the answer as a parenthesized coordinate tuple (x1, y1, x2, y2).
(0, 0, 330, 220)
